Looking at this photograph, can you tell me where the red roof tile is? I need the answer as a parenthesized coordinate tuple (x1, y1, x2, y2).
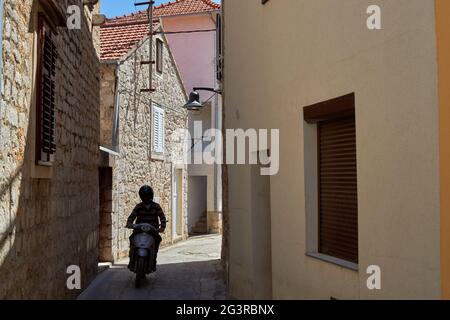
(105, 0, 220, 26)
(100, 23, 153, 61)
(100, 0, 220, 61)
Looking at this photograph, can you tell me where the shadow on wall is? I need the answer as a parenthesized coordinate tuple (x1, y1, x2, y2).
(0, 6, 100, 300)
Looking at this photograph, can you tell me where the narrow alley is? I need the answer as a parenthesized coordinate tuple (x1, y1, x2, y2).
(3, 0, 450, 305)
(78, 235, 226, 300)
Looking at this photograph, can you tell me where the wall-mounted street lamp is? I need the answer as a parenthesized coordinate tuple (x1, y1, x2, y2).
(183, 87, 222, 111)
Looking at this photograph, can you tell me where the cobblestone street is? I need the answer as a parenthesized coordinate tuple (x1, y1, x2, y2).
(78, 235, 226, 300)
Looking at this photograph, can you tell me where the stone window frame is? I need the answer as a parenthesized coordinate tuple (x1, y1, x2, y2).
(29, 1, 65, 178)
(155, 38, 164, 75)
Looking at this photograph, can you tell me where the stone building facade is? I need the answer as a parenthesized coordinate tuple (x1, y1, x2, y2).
(100, 0, 224, 241)
(99, 24, 189, 261)
(0, 0, 101, 299)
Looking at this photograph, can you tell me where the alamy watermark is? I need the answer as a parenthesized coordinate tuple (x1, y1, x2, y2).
(65, 4, 382, 31)
(367, 5, 382, 30)
(67, 5, 81, 30)
(66, 265, 81, 290)
(171, 121, 280, 176)
(61, 2, 383, 176)
(367, 265, 382, 290)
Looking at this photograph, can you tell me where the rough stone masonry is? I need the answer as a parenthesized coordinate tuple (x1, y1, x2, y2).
(0, 0, 101, 299)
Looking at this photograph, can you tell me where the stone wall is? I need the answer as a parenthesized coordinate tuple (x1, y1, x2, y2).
(0, 0, 101, 299)
(100, 31, 189, 261)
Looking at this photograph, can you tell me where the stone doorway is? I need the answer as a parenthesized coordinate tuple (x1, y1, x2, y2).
(99, 167, 113, 262)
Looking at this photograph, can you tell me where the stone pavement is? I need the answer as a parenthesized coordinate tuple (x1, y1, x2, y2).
(77, 235, 227, 300)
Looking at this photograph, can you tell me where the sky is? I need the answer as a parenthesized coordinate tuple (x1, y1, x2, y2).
(101, 0, 221, 19)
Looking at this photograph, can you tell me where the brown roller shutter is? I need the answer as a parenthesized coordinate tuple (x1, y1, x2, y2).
(318, 115, 358, 264)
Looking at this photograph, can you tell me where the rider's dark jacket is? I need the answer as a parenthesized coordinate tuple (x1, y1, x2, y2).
(127, 201, 167, 230)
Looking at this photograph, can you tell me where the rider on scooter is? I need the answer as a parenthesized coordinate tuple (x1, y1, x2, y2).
(126, 185, 166, 272)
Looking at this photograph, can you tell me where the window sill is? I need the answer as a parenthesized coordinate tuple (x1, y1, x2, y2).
(306, 252, 359, 272)
(151, 153, 165, 161)
(37, 160, 54, 167)
(31, 162, 53, 179)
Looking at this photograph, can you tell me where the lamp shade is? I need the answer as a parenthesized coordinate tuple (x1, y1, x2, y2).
(183, 91, 204, 111)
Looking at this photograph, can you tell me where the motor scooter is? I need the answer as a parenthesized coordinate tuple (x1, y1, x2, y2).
(127, 223, 158, 288)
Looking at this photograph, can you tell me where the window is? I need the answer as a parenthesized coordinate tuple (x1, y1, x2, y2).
(152, 104, 165, 154)
(304, 93, 358, 265)
(36, 15, 57, 164)
(156, 39, 163, 74)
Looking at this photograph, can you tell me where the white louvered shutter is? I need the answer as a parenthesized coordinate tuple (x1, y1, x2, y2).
(153, 105, 165, 154)
(159, 109, 165, 152)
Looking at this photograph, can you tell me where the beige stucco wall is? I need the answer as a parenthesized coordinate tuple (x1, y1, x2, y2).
(223, 0, 441, 299)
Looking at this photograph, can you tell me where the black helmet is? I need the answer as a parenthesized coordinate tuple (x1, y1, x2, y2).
(139, 185, 154, 203)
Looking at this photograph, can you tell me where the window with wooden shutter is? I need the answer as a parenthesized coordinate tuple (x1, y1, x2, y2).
(156, 39, 163, 74)
(36, 15, 57, 164)
(318, 115, 358, 263)
(304, 93, 358, 264)
(152, 104, 165, 154)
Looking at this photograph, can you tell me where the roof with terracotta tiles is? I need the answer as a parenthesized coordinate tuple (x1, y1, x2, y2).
(100, 0, 220, 61)
(100, 22, 156, 61)
(153, 0, 220, 16)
